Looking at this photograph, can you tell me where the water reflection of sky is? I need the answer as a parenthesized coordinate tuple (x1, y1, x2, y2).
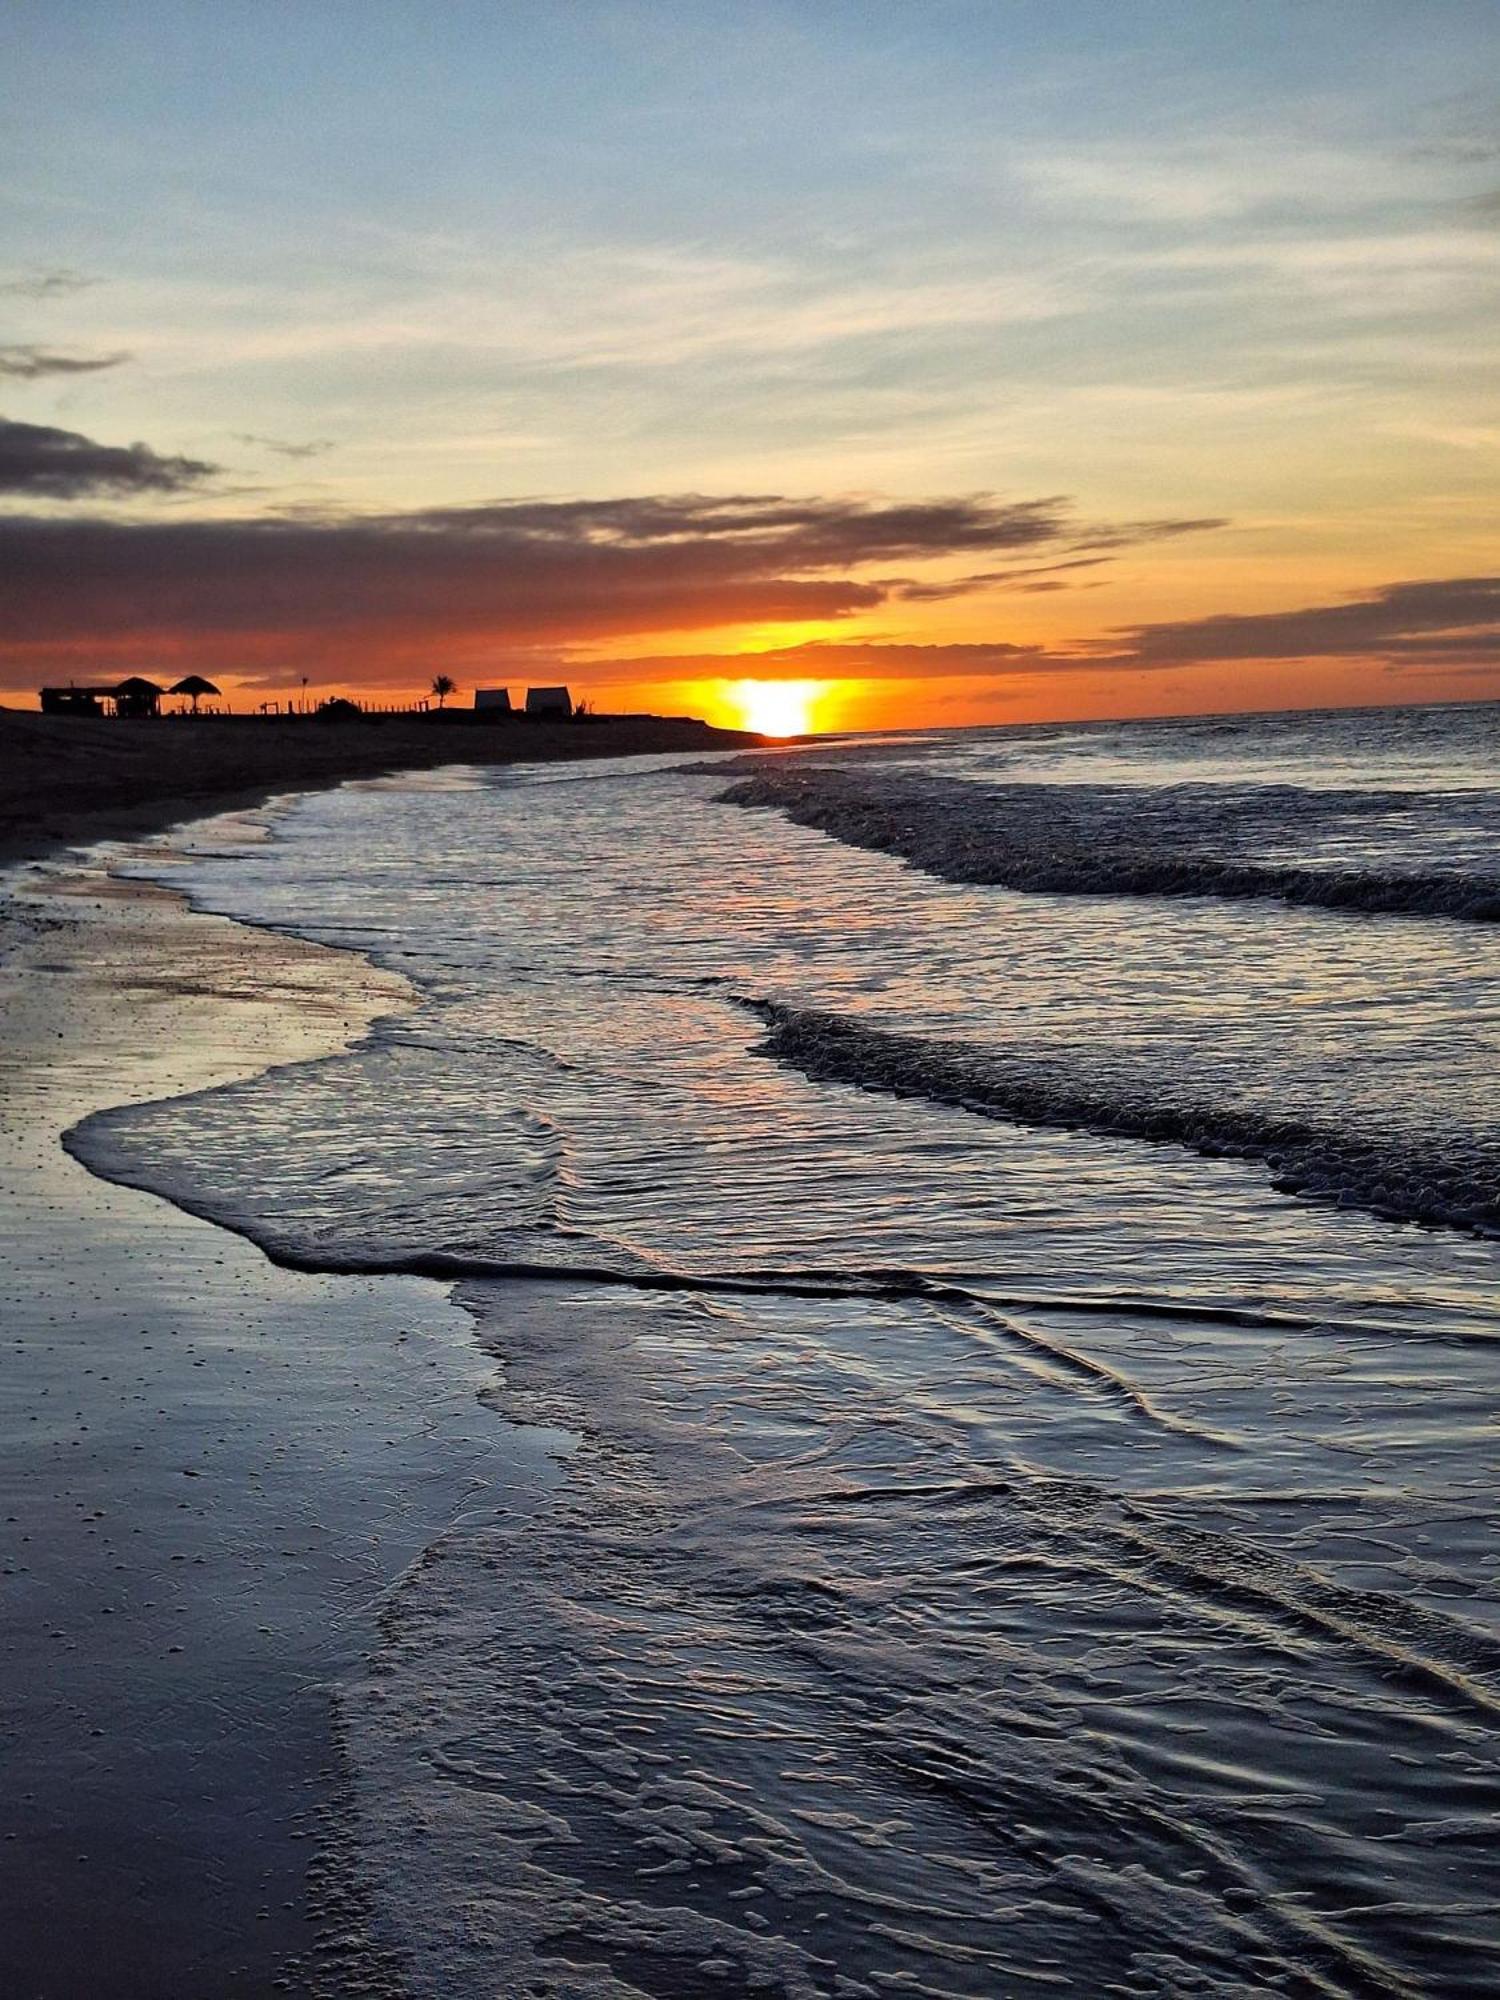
(96, 717, 1500, 1998)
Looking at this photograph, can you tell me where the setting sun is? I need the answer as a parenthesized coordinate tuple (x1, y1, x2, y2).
(726, 679, 830, 737)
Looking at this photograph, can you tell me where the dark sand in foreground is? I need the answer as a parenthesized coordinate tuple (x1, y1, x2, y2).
(0, 853, 566, 1995)
(0, 707, 758, 865)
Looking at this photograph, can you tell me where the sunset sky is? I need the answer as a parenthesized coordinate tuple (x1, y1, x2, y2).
(3, 0, 1498, 732)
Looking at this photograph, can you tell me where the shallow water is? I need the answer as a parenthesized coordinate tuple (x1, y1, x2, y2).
(0, 866, 559, 1998)
(74, 703, 1500, 1995)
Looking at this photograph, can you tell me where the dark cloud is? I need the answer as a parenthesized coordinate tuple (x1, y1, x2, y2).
(386, 494, 1219, 567)
(389, 492, 1085, 561)
(0, 345, 130, 380)
(235, 432, 336, 459)
(1105, 575, 1500, 669)
(0, 417, 217, 498)
(0, 503, 883, 673)
(1, 475, 1487, 699)
(0, 268, 98, 299)
(0, 490, 1222, 679)
(592, 576, 1500, 689)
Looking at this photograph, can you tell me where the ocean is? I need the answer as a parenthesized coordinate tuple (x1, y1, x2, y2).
(72, 699, 1499, 1997)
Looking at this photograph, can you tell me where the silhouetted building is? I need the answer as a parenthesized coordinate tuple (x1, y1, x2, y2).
(474, 688, 513, 713)
(39, 678, 166, 717)
(524, 685, 572, 717)
(113, 677, 164, 718)
(40, 686, 110, 716)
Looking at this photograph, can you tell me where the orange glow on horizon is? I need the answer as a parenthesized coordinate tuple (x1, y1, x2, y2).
(723, 679, 836, 736)
(8, 661, 1498, 736)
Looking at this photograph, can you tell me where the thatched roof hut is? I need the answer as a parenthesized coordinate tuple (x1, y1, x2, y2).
(113, 676, 164, 717)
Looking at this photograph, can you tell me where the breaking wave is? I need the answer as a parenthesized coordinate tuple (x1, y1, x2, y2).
(744, 998, 1500, 1237)
(719, 766, 1500, 921)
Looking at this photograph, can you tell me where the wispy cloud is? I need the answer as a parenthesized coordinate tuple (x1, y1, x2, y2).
(0, 267, 98, 299)
(0, 344, 130, 380)
(234, 432, 336, 459)
(1134, 228, 1500, 312)
(0, 416, 216, 498)
(888, 556, 1114, 601)
(1015, 135, 1428, 225)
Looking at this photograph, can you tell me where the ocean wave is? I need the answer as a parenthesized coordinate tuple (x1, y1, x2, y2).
(61, 1097, 1500, 1343)
(718, 767, 1500, 921)
(742, 998, 1500, 1237)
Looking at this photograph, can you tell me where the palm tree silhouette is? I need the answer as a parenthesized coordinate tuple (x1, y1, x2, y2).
(430, 674, 456, 710)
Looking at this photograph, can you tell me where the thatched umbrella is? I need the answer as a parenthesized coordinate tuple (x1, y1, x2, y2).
(167, 674, 221, 714)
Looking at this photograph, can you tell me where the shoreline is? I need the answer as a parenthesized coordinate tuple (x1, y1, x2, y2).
(0, 830, 567, 1996)
(7, 714, 1497, 1992)
(0, 708, 761, 867)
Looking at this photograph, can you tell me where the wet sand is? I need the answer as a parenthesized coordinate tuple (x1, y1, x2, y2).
(0, 843, 568, 1995)
(0, 708, 757, 867)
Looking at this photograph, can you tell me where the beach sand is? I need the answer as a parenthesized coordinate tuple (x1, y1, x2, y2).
(0, 712, 748, 1990)
(0, 839, 568, 1995)
(0, 707, 757, 866)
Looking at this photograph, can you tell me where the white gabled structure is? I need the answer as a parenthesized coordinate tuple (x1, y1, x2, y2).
(524, 685, 572, 717)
